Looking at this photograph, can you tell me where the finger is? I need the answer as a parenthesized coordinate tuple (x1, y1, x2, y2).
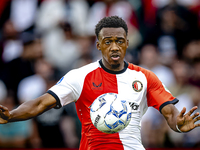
(0, 105, 9, 118)
(0, 105, 8, 112)
(194, 123, 200, 128)
(178, 107, 186, 118)
(0, 108, 4, 114)
(0, 118, 8, 124)
(192, 112, 200, 119)
(187, 106, 198, 116)
(194, 116, 200, 123)
(0, 105, 4, 110)
(0, 109, 3, 118)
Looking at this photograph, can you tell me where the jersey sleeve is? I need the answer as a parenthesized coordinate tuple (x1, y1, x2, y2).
(47, 69, 81, 108)
(145, 69, 178, 112)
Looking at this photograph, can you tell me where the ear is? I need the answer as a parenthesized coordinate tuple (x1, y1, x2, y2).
(126, 39, 129, 49)
(96, 41, 101, 51)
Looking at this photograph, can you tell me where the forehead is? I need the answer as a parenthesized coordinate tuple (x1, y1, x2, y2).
(99, 27, 126, 40)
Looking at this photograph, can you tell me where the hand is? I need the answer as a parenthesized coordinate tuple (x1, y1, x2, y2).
(177, 106, 200, 132)
(0, 105, 11, 124)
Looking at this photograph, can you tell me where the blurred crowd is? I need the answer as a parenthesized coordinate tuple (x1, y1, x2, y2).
(0, 0, 200, 149)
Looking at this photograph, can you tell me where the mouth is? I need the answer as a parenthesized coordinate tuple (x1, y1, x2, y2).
(111, 54, 120, 61)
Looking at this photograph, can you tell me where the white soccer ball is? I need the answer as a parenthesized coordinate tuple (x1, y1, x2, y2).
(90, 93, 132, 134)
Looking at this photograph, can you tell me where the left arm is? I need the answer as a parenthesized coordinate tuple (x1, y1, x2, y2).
(161, 104, 200, 132)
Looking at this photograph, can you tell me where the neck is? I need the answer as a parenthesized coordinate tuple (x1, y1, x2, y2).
(100, 60, 128, 74)
(102, 60, 124, 71)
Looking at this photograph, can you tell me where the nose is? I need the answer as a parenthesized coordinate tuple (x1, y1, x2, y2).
(110, 42, 119, 51)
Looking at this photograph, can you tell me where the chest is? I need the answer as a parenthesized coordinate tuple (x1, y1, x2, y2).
(80, 69, 147, 109)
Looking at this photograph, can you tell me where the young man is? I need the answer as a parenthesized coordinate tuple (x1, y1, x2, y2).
(0, 16, 200, 150)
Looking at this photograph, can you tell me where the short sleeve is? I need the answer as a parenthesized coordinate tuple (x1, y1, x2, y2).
(47, 70, 81, 108)
(146, 70, 178, 112)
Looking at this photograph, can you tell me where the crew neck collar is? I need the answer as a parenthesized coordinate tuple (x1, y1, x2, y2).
(99, 59, 128, 74)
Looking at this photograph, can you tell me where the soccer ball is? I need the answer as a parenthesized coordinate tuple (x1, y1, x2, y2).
(90, 93, 132, 134)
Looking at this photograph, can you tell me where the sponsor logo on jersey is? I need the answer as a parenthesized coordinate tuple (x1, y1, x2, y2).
(129, 102, 139, 110)
(94, 114, 101, 127)
(132, 80, 143, 92)
(56, 77, 64, 85)
(92, 82, 102, 90)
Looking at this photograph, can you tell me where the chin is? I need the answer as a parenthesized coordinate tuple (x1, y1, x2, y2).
(111, 63, 120, 69)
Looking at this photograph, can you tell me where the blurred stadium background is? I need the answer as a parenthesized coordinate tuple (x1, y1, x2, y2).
(0, 0, 200, 149)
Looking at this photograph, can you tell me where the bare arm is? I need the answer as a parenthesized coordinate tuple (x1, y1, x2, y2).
(161, 104, 179, 131)
(0, 93, 57, 124)
(161, 104, 200, 132)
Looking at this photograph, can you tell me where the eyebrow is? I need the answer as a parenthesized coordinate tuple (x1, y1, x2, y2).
(102, 37, 125, 40)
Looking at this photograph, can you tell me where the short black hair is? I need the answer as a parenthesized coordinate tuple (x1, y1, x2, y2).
(95, 16, 128, 39)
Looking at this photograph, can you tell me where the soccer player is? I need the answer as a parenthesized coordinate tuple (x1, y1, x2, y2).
(0, 16, 200, 150)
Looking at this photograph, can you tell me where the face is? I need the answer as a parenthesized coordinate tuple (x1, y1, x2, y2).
(96, 27, 129, 71)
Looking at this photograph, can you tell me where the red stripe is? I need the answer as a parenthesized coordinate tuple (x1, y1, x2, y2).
(76, 68, 124, 150)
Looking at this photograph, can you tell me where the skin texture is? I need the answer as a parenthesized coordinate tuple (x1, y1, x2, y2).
(0, 27, 200, 134)
(96, 27, 129, 71)
(0, 93, 56, 123)
(162, 104, 200, 132)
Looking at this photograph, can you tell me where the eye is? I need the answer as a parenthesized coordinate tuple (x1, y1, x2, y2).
(105, 41, 111, 45)
(117, 40, 123, 44)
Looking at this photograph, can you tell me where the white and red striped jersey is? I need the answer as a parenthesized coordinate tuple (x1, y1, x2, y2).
(47, 60, 178, 150)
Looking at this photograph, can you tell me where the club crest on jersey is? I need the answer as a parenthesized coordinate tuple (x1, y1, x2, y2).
(132, 80, 143, 92)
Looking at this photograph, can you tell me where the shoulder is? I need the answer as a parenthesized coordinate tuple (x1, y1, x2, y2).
(67, 61, 99, 76)
(127, 62, 153, 75)
(61, 61, 100, 84)
(127, 62, 160, 83)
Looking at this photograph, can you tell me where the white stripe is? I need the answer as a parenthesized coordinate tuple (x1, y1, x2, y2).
(116, 69, 147, 149)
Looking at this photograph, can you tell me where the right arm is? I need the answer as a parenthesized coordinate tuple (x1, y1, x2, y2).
(0, 93, 57, 124)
